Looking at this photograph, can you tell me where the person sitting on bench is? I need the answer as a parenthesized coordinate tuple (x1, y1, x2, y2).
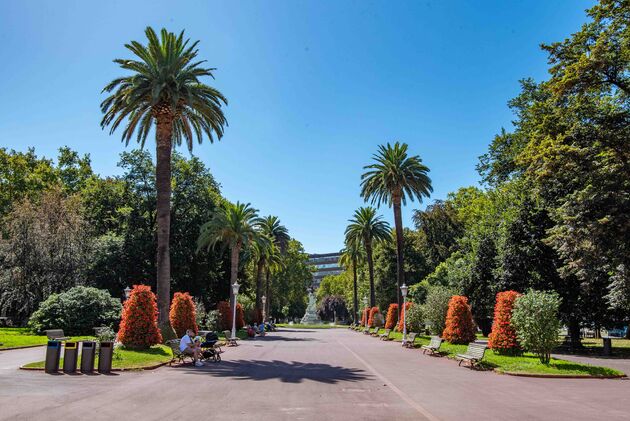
(180, 329, 203, 367)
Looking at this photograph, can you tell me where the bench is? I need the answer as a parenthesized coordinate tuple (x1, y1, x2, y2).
(223, 330, 238, 346)
(362, 326, 371, 334)
(379, 329, 392, 341)
(456, 343, 488, 368)
(403, 332, 419, 348)
(44, 329, 70, 341)
(166, 339, 194, 366)
(369, 327, 380, 337)
(421, 336, 444, 355)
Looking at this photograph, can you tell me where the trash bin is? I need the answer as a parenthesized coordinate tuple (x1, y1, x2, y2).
(80, 341, 96, 373)
(45, 341, 61, 374)
(63, 342, 78, 373)
(603, 336, 613, 356)
(98, 341, 114, 374)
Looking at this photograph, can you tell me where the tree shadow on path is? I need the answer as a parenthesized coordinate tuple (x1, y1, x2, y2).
(181, 359, 369, 384)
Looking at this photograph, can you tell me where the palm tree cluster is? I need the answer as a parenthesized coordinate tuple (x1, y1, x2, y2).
(342, 142, 432, 320)
(197, 203, 290, 321)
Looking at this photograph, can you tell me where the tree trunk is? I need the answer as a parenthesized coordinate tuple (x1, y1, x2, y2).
(352, 257, 358, 323)
(265, 268, 271, 319)
(229, 242, 241, 313)
(568, 317, 583, 350)
(365, 238, 375, 307)
(155, 117, 173, 332)
(255, 257, 265, 322)
(393, 197, 404, 318)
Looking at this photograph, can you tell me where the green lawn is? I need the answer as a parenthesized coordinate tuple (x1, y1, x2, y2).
(23, 344, 173, 370)
(276, 323, 343, 329)
(359, 327, 624, 377)
(0, 328, 94, 349)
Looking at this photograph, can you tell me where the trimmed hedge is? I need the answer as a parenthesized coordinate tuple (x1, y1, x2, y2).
(169, 292, 198, 337)
(385, 303, 398, 329)
(442, 295, 476, 344)
(488, 291, 522, 354)
(217, 301, 245, 331)
(368, 307, 380, 327)
(396, 302, 413, 332)
(118, 285, 162, 348)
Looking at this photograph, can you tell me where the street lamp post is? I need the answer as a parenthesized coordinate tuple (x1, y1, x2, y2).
(124, 286, 131, 301)
(400, 283, 409, 347)
(261, 295, 267, 323)
(231, 281, 240, 342)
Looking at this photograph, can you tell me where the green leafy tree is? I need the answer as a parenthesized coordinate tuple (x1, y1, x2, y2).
(345, 207, 391, 307)
(361, 142, 432, 311)
(101, 27, 228, 331)
(413, 200, 464, 270)
(512, 290, 562, 364)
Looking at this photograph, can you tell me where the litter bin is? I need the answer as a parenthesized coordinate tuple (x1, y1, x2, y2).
(80, 341, 96, 373)
(603, 336, 613, 356)
(45, 341, 61, 374)
(63, 342, 78, 373)
(98, 341, 114, 374)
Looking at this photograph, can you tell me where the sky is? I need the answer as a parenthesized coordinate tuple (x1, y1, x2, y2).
(0, 0, 593, 253)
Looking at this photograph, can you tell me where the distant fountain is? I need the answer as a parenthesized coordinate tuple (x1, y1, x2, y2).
(300, 288, 322, 325)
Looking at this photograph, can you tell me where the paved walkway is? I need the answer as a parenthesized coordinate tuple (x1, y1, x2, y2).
(1, 329, 629, 420)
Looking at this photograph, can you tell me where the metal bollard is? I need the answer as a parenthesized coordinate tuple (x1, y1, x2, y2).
(80, 341, 96, 374)
(62, 342, 78, 373)
(45, 341, 61, 374)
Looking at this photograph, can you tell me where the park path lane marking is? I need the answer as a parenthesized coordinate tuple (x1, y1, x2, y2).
(338, 340, 440, 421)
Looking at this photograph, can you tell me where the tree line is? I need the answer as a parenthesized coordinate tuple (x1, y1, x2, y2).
(322, 0, 629, 344)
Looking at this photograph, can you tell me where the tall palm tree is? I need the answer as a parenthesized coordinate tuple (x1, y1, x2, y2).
(339, 238, 365, 323)
(257, 216, 289, 318)
(197, 202, 261, 310)
(101, 27, 227, 330)
(251, 233, 273, 321)
(264, 244, 284, 319)
(360, 142, 432, 312)
(345, 207, 391, 307)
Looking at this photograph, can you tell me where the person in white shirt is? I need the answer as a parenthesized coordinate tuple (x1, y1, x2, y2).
(179, 329, 203, 367)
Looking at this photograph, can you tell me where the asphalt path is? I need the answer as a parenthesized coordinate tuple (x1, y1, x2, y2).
(1, 328, 629, 420)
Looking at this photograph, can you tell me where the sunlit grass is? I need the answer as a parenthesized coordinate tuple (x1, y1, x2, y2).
(0, 328, 94, 349)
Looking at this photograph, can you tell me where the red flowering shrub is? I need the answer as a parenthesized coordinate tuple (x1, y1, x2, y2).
(385, 303, 398, 329)
(488, 290, 522, 354)
(396, 302, 413, 332)
(442, 295, 476, 344)
(217, 301, 245, 331)
(368, 307, 380, 327)
(169, 292, 197, 338)
(118, 284, 162, 348)
(361, 308, 369, 326)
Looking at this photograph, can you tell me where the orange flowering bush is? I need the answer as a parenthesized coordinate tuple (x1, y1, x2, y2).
(385, 303, 398, 329)
(396, 302, 413, 332)
(360, 307, 369, 326)
(368, 307, 380, 327)
(217, 301, 245, 331)
(169, 292, 197, 338)
(118, 284, 162, 348)
(488, 291, 522, 354)
(442, 295, 476, 344)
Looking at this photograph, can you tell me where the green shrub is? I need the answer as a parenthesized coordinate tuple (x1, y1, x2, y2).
(422, 285, 456, 335)
(405, 303, 425, 332)
(511, 290, 561, 364)
(29, 286, 122, 335)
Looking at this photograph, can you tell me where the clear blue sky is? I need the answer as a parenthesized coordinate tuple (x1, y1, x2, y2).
(0, 0, 592, 253)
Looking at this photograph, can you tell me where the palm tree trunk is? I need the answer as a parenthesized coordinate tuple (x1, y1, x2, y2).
(352, 257, 358, 323)
(255, 257, 265, 322)
(265, 268, 271, 319)
(155, 117, 173, 331)
(365, 238, 375, 307)
(229, 242, 241, 313)
(393, 197, 404, 318)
